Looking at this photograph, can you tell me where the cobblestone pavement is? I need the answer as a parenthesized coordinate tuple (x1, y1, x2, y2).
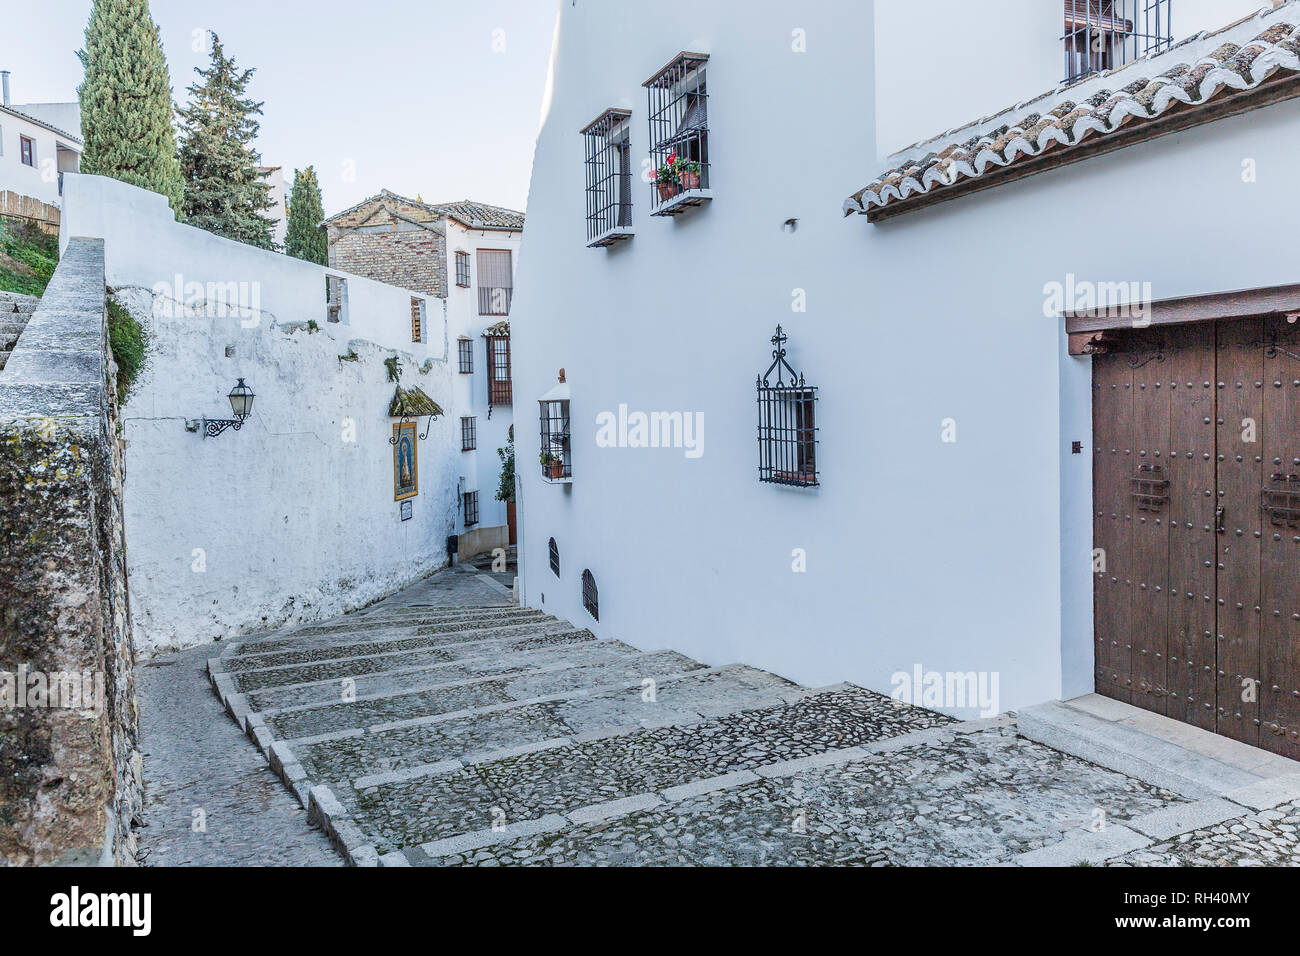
(156, 562, 1297, 866)
(1108, 799, 1300, 867)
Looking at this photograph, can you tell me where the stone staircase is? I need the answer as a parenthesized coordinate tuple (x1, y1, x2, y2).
(0, 291, 39, 373)
(208, 591, 1188, 866)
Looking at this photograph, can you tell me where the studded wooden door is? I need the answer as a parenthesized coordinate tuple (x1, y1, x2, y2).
(1093, 318, 1300, 759)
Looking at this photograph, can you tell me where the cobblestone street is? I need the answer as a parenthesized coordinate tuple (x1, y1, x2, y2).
(115, 562, 1295, 866)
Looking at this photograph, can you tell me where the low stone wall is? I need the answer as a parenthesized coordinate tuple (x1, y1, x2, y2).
(0, 238, 140, 865)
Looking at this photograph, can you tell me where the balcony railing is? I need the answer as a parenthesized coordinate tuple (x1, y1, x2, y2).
(478, 286, 513, 316)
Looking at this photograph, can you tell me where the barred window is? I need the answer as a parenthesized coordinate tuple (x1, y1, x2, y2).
(487, 335, 512, 405)
(461, 416, 477, 451)
(757, 326, 819, 487)
(582, 108, 634, 247)
(539, 397, 571, 481)
(645, 52, 710, 217)
(410, 297, 425, 343)
(548, 537, 560, 577)
(582, 569, 598, 621)
(455, 251, 471, 288)
(458, 338, 474, 374)
(1062, 1, 1172, 83)
(463, 490, 479, 527)
(477, 249, 513, 316)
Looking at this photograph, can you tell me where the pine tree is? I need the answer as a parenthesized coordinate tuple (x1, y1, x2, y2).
(285, 167, 328, 265)
(77, 0, 185, 216)
(176, 33, 275, 248)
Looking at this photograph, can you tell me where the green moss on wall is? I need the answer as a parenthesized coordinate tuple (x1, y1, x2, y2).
(107, 301, 147, 406)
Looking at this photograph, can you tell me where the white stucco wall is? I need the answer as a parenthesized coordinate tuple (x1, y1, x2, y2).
(60, 174, 462, 654)
(512, 0, 1300, 716)
(0, 107, 78, 205)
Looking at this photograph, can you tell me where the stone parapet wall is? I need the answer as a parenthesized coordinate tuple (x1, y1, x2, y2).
(0, 238, 140, 865)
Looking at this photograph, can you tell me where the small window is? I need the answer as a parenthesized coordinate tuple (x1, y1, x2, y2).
(410, 297, 425, 343)
(463, 490, 479, 527)
(326, 275, 348, 324)
(581, 569, 598, 621)
(455, 251, 471, 288)
(487, 334, 511, 405)
(757, 325, 818, 487)
(645, 53, 710, 217)
(1061, 1, 1172, 84)
(582, 108, 634, 247)
(477, 249, 513, 315)
(461, 416, 477, 451)
(19, 135, 35, 168)
(458, 338, 474, 374)
(540, 396, 571, 481)
(548, 538, 560, 577)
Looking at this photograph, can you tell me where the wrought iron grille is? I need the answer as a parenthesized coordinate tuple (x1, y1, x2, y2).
(757, 326, 819, 488)
(582, 569, 599, 621)
(582, 108, 634, 245)
(539, 398, 572, 480)
(548, 537, 560, 577)
(1062, 0, 1173, 84)
(455, 251, 471, 288)
(477, 249, 513, 315)
(461, 416, 477, 451)
(458, 338, 474, 373)
(326, 275, 347, 323)
(1131, 463, 1170, 512)
(644, 53, 710, 215)
(463, 490, 479, 527)
(487, 336, 512, 405)
(1263, 473, 1300, 528)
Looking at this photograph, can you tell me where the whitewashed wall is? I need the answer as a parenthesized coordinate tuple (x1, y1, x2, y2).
(513, 0, 1300, 715)
(61, 174, 461, 654)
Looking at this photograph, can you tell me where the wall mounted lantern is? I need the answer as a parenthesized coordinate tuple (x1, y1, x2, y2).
(186, 378, 255, 438)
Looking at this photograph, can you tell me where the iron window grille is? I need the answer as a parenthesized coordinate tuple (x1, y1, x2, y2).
(548, 537, 560, 577)
(582, 108, 634, 246)
(455, 251, 471, 288)
(326, 275, 348, 324)
(410, 297, 425, 343)
(463, 490, 479, 527)
(757, 325, 819, 488)
(461, 416, 477, 451)
(1062, 1, 1172, 84)
(458, 338, 474, 373)
(487, 335, 512, 405)
(477, 249, 513, 315)
(539, 397, 572, 481)
(582, 569, 599, 621)
(644, 52, 710, 216)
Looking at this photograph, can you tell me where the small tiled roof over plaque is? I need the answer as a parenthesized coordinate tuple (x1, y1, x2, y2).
(845, 2, 1300, 221)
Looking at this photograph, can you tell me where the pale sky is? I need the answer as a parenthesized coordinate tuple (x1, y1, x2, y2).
(1, 0, 557, 214)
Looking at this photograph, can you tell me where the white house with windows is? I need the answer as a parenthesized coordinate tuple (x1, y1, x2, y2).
(513, 0, 1300, 761)
(324, 191, 524, 555)
(0, 71, 81, 207)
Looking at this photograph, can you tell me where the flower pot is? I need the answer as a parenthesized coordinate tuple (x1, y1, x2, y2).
(657, 181, 680, 202)
(679, 169, 701, 191)
(547, 460, 564, 479)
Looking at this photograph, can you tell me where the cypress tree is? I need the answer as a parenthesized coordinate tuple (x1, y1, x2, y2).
(77, 0, 185, 216)
(285, 167, 328, 265)
(176, 33, 275, 249)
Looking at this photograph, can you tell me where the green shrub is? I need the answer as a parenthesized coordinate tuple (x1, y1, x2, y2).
(0, 216, 59, 295)
(107, 301, 147, 405)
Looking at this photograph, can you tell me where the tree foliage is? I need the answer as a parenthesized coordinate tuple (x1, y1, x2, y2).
(286, 167, 328, 264)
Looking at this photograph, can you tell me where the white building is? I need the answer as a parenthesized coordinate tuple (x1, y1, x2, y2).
(324, 191, 524, 558)
(0, 71, 81, 207)
(512, 0, 1300, 762)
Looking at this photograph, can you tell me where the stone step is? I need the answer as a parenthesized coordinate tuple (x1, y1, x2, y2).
(328, 685, 958, 860)
(258, 648, 712, 743)
(0, 351, 9, 372)
(396, 720, 1183, 867)
(221, 623, 591, 695)
(221, 615, 562, 672)
(241, 607, 546, 647)
(241, 637, 639, 714)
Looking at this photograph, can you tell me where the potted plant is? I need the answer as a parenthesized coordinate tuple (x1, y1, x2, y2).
(677, 159, 702, 191)
(540, 451, 564, 479)
(654, 152, 681, 202)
